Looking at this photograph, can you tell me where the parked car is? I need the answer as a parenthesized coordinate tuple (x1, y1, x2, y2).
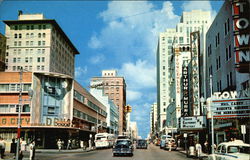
(164, 138, 177, 151)
(160, 135, 171, 149)
(136, 139, 148, 149)
(207, 140, 250, 160)
(112, 139, 134, 156)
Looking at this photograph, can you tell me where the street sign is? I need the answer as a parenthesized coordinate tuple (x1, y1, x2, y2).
(241, 125, 246, 134)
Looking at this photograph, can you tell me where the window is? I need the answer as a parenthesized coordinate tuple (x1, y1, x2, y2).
(228, 45, 231, 59)
(43, 25, 46, 29)
(14, 34, 18, 38)
(29, 57, 33, 63)
(38, 41, 41, 46)
(26, 25, 30, 30)
(18, 49, 21, 54)
(14, 49, 17, 54)
(30, 49, 33, 54)
(37, 65, 40, 70)
(37, 57, 40, 62)
(14, 41, 17, 46)
(30, 33, 34, 38)
(19, 34, 22, 38)
(39, 25, 42, 30)
(41, 65, 45, 71)
(42, 33, 46, 38)
(31, 25, 34, 30)
(14, 26, 18, 30)
(42, 49, 45, 54)
(30, 41, 33, 46)
(41, 57, 45, 62)
(18, 41, 21, 46)
(179, 37, 184, 43)
(26, 49, 29, 54)
(42, 41, 45, 45)
(13, 58, 16, 63)
(26, 41, 29, 46)
(47, 107, 55, 114)
(226, 47, 229, 61)
(17, 57, 21, 63)
(13, 66, 16, 71)
(37, 49, 41, 54)
(25, 57, 28, 63)
(38, 33, 41, 38)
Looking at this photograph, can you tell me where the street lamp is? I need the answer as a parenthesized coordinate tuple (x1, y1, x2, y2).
(16, 67, 33, 160)
(209, 75, 215, 160)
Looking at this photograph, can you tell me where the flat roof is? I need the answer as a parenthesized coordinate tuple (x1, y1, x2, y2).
(3, 19, 80, 55)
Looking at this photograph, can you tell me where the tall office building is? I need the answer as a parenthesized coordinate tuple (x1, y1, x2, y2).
(156, 10, 211, 134)
(3, 12, 79, 77)
(91, 70, 126, 134)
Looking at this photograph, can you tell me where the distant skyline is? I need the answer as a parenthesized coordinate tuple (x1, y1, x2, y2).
(0, 0, 223, 138)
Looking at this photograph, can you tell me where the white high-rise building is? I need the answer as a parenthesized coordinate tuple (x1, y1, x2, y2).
(3, 12, 79, 77)
(157, 10, 211, 133)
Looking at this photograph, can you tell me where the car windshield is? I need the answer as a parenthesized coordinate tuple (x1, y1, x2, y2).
(161, 136, 166, 140)
(228, 146, 250, 154)
(116, 140, 130, 146)
(138, 140, 146, 144)
(96, 136, 106, 140)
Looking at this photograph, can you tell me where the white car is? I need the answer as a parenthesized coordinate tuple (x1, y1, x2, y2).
(208, 140, 250, 160)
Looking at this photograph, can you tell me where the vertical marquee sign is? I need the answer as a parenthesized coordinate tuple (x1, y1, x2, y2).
(182, 62, 189, 117)
(232, 0, 250, 73)
(190, 31, 201, 116)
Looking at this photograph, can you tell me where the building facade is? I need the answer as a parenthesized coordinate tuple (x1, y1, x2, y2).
(3, 13, 79, 77)
(91, 70, 126, 135)
(90, 80, 119, 134)
(205, 0, 250, 144)
(0, 72, 107, 150)
(157, 10, 211, 135)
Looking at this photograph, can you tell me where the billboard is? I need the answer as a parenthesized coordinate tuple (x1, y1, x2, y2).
(180, 116, 206, 130)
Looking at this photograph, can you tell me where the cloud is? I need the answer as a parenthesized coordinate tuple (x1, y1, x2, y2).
(88, 35, 102, 49)
(127, 90, 142, 102)
(119, 59, 156, 89)
(89, 54, 105, 64)
(75, 66, 87, 78)
(88, 1, 180, 63)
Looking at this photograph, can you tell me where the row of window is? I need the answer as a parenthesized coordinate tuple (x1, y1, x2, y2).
(7, 48, 46, 56)
(13, 24, 47, 30)
(224, 18, 230, 36)
(14, 33, 46, 39)
(0, 83, 31, 92)
(13, 40, 46, 46)
(0, 104, 30, 113)
(186, 20, 208, 24)
(11, 57, 45, 63)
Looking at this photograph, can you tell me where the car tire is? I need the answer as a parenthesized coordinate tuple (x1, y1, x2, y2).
(113, 153, 116, 157)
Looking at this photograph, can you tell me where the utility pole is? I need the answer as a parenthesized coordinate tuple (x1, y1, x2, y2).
(16, 67, 23, 160)
(210, 75, 215, 160)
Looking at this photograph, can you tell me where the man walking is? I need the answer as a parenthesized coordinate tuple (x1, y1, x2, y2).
(0, 137, 6, 159)
(29, 141, 35, 160)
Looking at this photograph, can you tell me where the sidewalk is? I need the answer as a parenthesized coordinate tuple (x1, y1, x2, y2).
(1, 148, 95, 160)
(177, 147, 209, 159)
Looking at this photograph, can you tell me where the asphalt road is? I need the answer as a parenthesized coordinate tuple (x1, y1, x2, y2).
(30, 144, 190, 160)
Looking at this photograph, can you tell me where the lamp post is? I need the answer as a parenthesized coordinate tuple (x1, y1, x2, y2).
(16, 67, 33, 160)
(209, 75, 215, 160)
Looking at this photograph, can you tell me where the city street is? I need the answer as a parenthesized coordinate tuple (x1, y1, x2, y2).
(21, 144, 189, 160)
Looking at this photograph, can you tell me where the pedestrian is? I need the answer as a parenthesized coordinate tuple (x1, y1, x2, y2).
(204, 140, 208, 153)
(57, 139, 62, 152)
(168, 140, 172, 151)
(21, 138, 27, 151)
(0, 137, 6, 159)
(67, 139, 71, 150)
(18, 149, 24, 160)
(195, 141, 202, 158)
(11, 138, 17, 158)
(29, 141, 35, 160)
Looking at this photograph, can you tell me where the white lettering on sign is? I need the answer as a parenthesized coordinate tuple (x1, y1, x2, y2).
(213, 90, 249, 99)
(232, 0, 250, 66)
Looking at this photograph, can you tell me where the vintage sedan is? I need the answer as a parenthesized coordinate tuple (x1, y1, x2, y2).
(208, 140, 250, 160)
(136, 139, 148, 149)
(112, 139, 134, 156)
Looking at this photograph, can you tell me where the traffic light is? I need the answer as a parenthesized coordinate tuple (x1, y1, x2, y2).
(127, 105, 132, 113)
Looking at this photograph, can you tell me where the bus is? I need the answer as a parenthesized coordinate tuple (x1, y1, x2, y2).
(94, 133, 115, 148)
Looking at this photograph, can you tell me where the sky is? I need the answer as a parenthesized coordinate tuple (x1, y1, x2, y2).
(0, 0, 223, 138)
